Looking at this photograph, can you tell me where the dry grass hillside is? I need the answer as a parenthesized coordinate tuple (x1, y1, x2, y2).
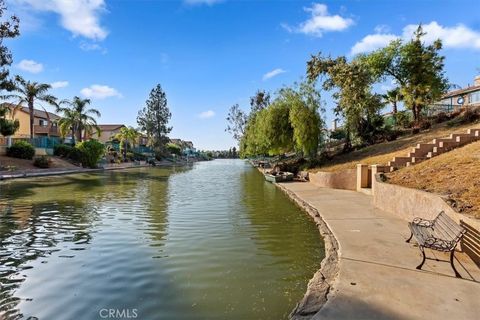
(386, 141, 480, 218)
(312, 122, 479, 172)
(0, 155, 78, 172)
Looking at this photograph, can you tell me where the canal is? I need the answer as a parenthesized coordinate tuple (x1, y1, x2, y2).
(0, 160, 324, 319)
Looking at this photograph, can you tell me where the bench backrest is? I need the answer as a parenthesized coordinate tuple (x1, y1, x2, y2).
(432, 211, 466, 242)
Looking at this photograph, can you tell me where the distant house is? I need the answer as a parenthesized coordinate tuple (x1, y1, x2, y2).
(90, 124, 126, 143)
(2, 103, 61, 138)
(169, 138, 196, 155)
(429, 75, 480, 115)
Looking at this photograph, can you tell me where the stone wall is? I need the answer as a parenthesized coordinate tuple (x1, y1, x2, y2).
(309, 169, 357, 190)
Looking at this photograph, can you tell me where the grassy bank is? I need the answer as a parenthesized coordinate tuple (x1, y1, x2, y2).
(311, 122, 479, 173)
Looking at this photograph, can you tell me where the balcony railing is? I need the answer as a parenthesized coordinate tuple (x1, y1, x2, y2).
(34, 125, 59, 135)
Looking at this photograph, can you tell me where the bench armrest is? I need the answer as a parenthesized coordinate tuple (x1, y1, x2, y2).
(424, 237, 455, 251)
(412, 217, 434, 228)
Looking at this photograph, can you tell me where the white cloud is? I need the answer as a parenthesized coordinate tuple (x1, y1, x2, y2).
(198, 110, 215, 119)
(17, 59, 43, 73)
(402, 21, 480, 49)
(184, 0, 223, 5)
(80, 85, 122, 99)
(283, 3, 354, 37)
(262, 68, 286, 81)
(51, 81, 69, 89)
(17, 0, 108, 41)
(351, 21, 480, 55)
(350, 34, 398, 55)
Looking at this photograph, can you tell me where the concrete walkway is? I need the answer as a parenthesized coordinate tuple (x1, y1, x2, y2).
(280, 182, 480, 320)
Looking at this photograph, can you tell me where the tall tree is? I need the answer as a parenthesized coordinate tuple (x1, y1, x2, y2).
(249, 90, 270, 114)
(360, 25, 448, 122)
(57, 96, 101, 143)
(307, 54, 383, 145)
(0, 1, 20, 93)
(137, 84, 172, 149)
(8, 76, 57, 139)
(225, 103, 247, 143)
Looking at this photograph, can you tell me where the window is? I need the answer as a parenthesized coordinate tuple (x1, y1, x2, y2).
(38, 119, 48, 126)
(469, 91, 480, 104)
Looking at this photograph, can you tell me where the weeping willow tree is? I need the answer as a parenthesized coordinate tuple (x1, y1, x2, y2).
(239, 82, 323, 158)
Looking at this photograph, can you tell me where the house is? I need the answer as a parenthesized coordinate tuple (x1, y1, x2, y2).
(170, 139, 195, 151)
(169, 138, 196, 156)
(89, 124, 126, 143)
(1, 103, 61, 138)
(429, 75, 480, 115)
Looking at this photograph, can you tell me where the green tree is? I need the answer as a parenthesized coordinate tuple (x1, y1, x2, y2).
(57, 96, 101, 143)
(307, 54, 383, 145)
(0, 1, 20, 93)
(166, 142, 181, 156)
(360, 25, 448, 122)
(249, 89, 270, 114)
(137, 84, 172, 149)
(0, 105, 19, 136)
(76, 139, 105, 168)
(225, 103, 247, 143)
(8, 76, 57, 139)
(382, 87, 403, 126)
(114, 126, 141, 159)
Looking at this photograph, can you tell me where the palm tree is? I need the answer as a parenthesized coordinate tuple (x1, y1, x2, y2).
(383, 88, 403, 126)
(114, 126, 140, 159)
(383, 88, 403, 116)
(57, 96, 101, 143)
(7, 75, 57, 138)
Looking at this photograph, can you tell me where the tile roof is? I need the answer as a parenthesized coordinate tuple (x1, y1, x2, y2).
(442, 85, 480, 98)
(97, 124, 125, 131)
(1, 103, 61, 120)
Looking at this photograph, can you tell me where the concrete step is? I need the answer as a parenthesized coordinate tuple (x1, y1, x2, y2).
(388, 156, 411, 167)
(467, 128, 480, 137)
(438, 141, 458, 149)
(409, 145, 435, 157)
(388, 128, 480, 172)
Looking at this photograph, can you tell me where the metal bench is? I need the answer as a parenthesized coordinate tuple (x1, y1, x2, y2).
(406, 211, 466, 277)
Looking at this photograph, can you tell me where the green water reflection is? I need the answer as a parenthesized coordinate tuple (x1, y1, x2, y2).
(0, 160, 324, 319)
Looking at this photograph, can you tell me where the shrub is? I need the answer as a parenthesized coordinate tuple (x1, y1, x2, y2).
(126, 152, 134, 161)
(329, 128, 347, 141)
(33, 156, 51, 168)
(68, 148, 83, 163)
(418, 119, 432, 130)
(54, 144, 74, 157)
(166, 142, 182, 156)
(446, 108, 480, 127)
(433, 112, 451, 124)
(7, 140, 35, 159)
(75, 139, 105, 168)
(133, 152, 147, 161)
(396, 111, 413, 129)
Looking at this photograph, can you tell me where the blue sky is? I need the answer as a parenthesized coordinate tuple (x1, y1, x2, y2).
(5, 0, 480, 150)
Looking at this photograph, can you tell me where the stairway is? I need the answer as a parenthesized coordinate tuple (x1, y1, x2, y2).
(387, 128, 480, 172)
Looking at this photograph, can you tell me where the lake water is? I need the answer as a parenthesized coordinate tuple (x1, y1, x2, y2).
(0, 160, 324, 319)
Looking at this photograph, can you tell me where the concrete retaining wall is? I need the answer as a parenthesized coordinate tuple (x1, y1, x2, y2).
(309, 169, 357, 190)
(372, 175, 480, 229)
(373, 175, 480, 265)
